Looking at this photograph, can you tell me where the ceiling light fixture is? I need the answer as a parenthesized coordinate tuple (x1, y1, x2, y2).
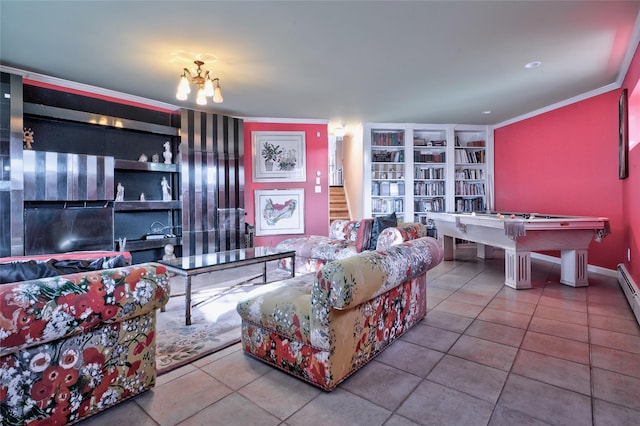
(176, 60, 223, 105)
(524, 60, 542, 69)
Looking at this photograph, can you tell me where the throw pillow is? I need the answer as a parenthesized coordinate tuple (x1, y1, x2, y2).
(367, 212, 398, 251)
(355, 218, 374, 252)
(0, 261, 59, 284)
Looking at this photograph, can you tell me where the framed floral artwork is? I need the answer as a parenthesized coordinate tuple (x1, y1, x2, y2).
(252, 131, 306, 182)
(255, 188, 305, 236)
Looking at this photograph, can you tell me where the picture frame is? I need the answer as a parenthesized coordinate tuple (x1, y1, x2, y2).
(252, 131, 306, 182)
(254, 188, 305, 236)
(619, 88, 629, 179)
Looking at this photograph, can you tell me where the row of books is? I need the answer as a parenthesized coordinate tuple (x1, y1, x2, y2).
(372, 132, 404, 146)
(455, 197, 485, 212)
(454, 149, 485, 164)
(415, 198, 445, 212)
(415, 181, 445, 196)
(371, 166, 404, 180)
(372, 198, 404, 214)
(454, 136, 485, 147)
(372, 149, 404, 163)
(414, 151, 445, 163)
(372, 181, 406, 196)
(414, 138, 446, 147)
(455, 182, 485, 196)
(415, 167, 445, 179)
(455, 168, 484, 180)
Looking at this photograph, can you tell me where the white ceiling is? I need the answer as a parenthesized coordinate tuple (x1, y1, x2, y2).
(1, 1, 639, 129)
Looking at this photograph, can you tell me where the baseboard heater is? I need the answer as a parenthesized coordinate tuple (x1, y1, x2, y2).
(617, 263, 640, 326)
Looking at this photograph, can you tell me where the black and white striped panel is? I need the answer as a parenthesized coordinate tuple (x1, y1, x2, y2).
(23, 150, 114, 201)
(180, 109, 244, 256)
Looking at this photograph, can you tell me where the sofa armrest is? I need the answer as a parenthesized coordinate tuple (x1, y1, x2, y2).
(376, 222, 428, 250)
(312, 237, 443, 312)
(0, 263, 169, 356)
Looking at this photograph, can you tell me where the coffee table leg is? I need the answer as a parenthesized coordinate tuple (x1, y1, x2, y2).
(291, 254, 295, 277)
(263, 262, 267, 283)
(185, 276, 192, 326)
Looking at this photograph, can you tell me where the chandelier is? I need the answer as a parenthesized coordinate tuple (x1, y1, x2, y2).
(176, 60, 223, 105)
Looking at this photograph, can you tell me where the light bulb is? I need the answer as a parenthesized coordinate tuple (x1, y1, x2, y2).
(213, 81, 224, 103)
(176, 90, 188, 101)
(178, 74, 190, 95)
(204, 78, 214, 97)
(196, 88, 207, 105)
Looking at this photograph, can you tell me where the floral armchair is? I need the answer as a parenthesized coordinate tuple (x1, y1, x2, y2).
(237, 236, 443, 391)
(0, 262, 169, 425)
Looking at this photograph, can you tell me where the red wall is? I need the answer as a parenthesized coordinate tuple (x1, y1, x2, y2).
(494, 92, 624, 271)
(243, 122, 329, 247)
(621, 43, 640, 283)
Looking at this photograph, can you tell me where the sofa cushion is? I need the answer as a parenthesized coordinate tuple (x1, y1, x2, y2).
(376, 222, 428, 250)
(355, 218, 374, 252)
(237, 273, 316, 345)
(367, 212, 398, 250)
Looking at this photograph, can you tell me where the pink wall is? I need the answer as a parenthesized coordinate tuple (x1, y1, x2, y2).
(494, 91, 624, 271)
(621, 43, 640, 283)
(243, 122, 329, 247)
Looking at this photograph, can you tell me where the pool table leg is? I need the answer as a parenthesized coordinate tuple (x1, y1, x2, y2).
(477, 244, 494, 259)
(442, 235, 455, 261)
(504, 249, 532, 289)
(560, 249, 589, 287)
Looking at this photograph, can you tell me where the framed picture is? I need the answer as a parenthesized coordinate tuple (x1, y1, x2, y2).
(619, 88, 629, 179)
(252, 131, 306, 182)
(254, 189, 305, 236)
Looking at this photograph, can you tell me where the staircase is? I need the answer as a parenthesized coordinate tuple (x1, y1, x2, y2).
(329, 186, 350, 223)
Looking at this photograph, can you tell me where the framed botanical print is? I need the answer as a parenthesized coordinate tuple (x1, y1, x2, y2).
(252, 131, 306, 182)
(254, 189, 305, 236)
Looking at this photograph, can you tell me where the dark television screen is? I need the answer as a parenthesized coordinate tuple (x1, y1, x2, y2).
(24, 207, 114, 255)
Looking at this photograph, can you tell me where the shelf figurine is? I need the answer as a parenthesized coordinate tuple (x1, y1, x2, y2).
(163, 141, 172, 164)
(140, 193, 146, 201)
(23, 127, 35, 150)
(115, 182, 125, 201)
(161, 176, 171, 201)
(138, 153, 148, 162)
(162, 243, 176, 261)
(151, 153, 160, 163)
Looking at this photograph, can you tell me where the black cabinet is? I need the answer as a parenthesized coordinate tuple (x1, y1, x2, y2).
(22, 88, 181, 263)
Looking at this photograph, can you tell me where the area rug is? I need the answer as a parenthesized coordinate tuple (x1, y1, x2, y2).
(155, 262, 291, 375)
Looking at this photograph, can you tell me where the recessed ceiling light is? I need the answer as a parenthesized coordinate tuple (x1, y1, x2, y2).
(482, 110, 492, 115)
(524, 61, 542, 69)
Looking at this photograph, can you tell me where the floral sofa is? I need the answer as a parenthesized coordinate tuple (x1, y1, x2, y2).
(237, 236, 444, 391)
(276, 218, 429, 274)
(0, 254, 170, 426)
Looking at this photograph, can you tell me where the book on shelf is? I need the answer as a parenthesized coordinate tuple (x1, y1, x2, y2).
(380, 181, 390, 196)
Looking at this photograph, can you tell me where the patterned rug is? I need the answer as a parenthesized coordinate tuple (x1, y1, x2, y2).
(155, 261, 291, 375)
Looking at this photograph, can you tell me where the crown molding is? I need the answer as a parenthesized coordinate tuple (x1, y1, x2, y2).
(0, 65, 180, 112)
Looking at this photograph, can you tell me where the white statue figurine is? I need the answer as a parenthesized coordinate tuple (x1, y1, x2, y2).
(115, 182, 125, 201)
(161, 176, 171, 201)
(140, 193, 146, 201)
(162, 243, 176, 261)
(163, 141, 172, 164)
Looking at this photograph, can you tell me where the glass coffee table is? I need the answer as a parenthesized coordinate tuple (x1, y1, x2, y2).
(159, 246, 295, 325)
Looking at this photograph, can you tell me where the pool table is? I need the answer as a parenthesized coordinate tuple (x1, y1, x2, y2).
(427, 212, 610, 289)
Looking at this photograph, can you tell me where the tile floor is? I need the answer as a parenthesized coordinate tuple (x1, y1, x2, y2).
(80, 247, 640, 426)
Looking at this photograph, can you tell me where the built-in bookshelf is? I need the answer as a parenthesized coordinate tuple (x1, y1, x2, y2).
(413, 126, 448, 222)
(363, 123, 492, 222)
(454, 128, 487, 213)
(369, 128, 407, 221)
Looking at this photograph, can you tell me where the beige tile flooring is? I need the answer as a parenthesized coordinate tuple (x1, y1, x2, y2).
(80, 247, 640, 426)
